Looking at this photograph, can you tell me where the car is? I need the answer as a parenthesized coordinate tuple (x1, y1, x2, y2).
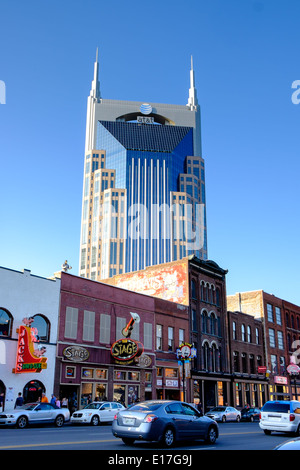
(112, 400, 219, 447)
(0, 402, 70, 428)
(274, 437, 300, 450)
(259, 400, 300, 435)
(71, 401, 126, 426)
(241, 407, 261, 422)
(205, 406, 241, 422)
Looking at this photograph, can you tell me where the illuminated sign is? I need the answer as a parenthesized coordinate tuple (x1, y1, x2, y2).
(14, 323, 47, 374)
(111, 339, 144, 364)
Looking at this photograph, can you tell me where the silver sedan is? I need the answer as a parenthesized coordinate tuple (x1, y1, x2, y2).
(0, 402, 70, 428)
(205, 406, 241, 422)
(112, 400, 219, 447)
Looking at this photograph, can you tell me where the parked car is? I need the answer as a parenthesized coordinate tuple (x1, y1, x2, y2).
(241, 407, 261, 422)
(205, 406, 241, 422)
(274, 437, 300, 450)
(71, 401, 126, 425)
(112, 400, 219, 447)
(259, 400, 300, 435)
(0, 402, 70, 428)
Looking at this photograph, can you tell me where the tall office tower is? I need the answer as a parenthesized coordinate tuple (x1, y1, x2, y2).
(80, 51, 207, 280)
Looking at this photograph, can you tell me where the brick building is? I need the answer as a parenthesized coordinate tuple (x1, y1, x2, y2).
(227, 310, 268, 408)
(55, 271, 190, 407)
(227, 290, 300, 401)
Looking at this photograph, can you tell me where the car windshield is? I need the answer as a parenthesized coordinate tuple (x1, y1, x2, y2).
(18, 403, 38, 411)
(262, 403, 290, 413)
(211, 407, 226, 412)
(84, 403, 103, 410)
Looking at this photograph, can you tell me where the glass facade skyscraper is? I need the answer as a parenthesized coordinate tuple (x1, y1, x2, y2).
(80, 52, 207, 280)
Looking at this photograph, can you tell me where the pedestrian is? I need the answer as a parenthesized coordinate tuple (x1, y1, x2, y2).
(14, 392, 24, 409)
(61, 397, 68, 408)
(197, 400, 203, 416)
(50, 394, 56, 406)
(0, 393, 4, 412)
(41, 393, 48, 403)
(55, 397, 61, 408)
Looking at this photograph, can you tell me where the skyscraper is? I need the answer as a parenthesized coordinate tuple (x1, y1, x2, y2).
(79, 51, 207, 280)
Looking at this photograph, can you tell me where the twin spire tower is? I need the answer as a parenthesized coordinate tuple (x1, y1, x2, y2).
(80, 50, 207, 281)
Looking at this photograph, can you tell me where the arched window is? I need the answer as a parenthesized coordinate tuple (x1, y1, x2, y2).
(31, 315, 50, 342)
(241, 324, 246, 342)
(0, 308, 13, 337)
(247, 325, 252, 343)
(210, 312, 217, 336)
(203, 342, 209, 370)
(211, 343, 218, 372)
(202, 310, 208, 333)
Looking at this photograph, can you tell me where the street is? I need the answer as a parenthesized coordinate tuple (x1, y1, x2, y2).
(0, 420, 293, 451)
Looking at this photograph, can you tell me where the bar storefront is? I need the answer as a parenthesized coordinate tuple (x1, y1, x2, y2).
(57, 342, 155, 409)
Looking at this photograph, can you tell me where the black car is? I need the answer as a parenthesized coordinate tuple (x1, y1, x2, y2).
(241, 407, 260, 422)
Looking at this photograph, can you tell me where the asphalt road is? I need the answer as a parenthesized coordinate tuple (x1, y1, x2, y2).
(0, 421, 292, 452)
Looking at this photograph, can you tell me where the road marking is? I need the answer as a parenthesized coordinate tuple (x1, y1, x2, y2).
(0, 439, 117, 449)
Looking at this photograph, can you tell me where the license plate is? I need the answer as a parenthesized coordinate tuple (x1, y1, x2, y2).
(123, 417, 135, 425)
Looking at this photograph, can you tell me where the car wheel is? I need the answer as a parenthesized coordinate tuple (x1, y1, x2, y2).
(16, 416, 28, 429)
(205, 425, 218, 445)
(162, 427, 175, 447)
(222, 415, 226, 423)
(264, 430, 272, 435)
(122, 437, 135, 445)
(91, 415, 99, 426)
(55, 415, 65, 427)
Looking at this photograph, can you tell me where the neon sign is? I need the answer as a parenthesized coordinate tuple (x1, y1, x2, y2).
(13, 318, 47, 374)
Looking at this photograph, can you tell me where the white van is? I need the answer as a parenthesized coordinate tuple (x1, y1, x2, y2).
(259, 400, 300, 435)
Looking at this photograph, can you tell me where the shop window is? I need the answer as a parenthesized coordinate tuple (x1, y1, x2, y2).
(0, 308, 13, 337)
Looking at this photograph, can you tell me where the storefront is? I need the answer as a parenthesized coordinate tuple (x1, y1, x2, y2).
(57, 343, 155, 409)
(0, 267, 60, 411)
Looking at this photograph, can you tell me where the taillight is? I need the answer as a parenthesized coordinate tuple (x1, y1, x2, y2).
(259, 413, 261, 420)
(113, 414, 118, 420)
(290, 414, 295, 422)
(144, 414, 158, 423)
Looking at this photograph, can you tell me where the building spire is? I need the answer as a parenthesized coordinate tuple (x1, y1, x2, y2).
(90, 47, 101, 100)
(187, 54, 198, 109)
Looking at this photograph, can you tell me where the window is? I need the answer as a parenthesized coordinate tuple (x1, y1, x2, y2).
(156, 325, 162, 350)
(65, 307, 78, 339)
(271, 355, 278, 374)
(275, 307, 282, 325)
(168, 327, 174, 351)
(202, 311, 208, 333)
(179, 328, 184, 345)
(83, 310, 95, 342)
(144, 323, 152, 350)
(277, 331, 284, 349)
(241, 324, 246, 342)
(203, 342, 209, 370)
(99, 314, 111, 344)
(210, 312, 217, 335)
(0, 308, 13, 337)
(267, 304, 274, 322)
(269, 328, 276, 348)
(32, 314, 50, 342)
(255, 327, 259, 344)
(232, 321, 236, 340)
(191, 280, 197, 299)
(247, 325, 252, 343)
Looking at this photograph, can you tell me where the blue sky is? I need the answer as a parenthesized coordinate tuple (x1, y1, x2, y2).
(0, 0, 299, 305)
